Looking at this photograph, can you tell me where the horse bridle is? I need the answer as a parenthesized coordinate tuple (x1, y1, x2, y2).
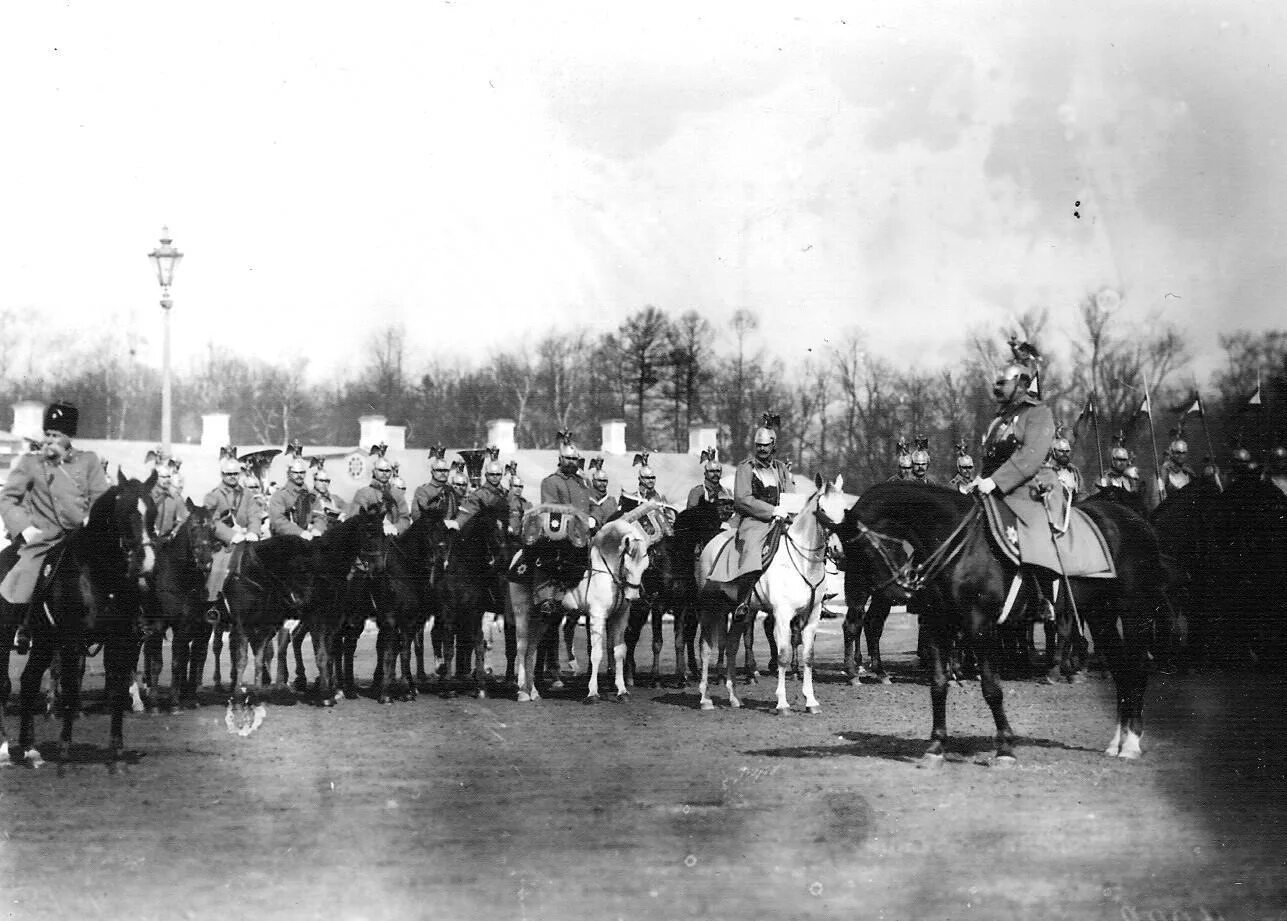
(845, 505, 982, 597)
(591, 539, 645, 611)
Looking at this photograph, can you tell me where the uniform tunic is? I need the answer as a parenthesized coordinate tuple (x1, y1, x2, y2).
(707, 455, 794, 582)
(455, 484, 508, 530)
(151, 482, 190, 542)
(589, 492, 618, 526)
(948, 473, 973, 495)
(267, 481, 313, 536)
(203, 482, 264, 602)
(686, 482, 732, 509)
(0, 450, 109, 604)
(350, 482, 410, 535)
(540, 470, 593, 517)
(1159, 460, 1196, 496)
(412, 480, 458, 521)
(1050, 461, 1085, 499)
(309, 489, 347, 534)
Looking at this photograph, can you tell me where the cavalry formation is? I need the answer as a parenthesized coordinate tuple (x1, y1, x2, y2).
(1, 364, 1283, 775)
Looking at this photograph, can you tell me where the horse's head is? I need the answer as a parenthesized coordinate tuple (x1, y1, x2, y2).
(595, 519, 652, 602)
(112, 469, 157, 580)
(808, 473, 850, 533)
(183, 502, 218, 576)
(838, 482, 950, 603)
(343, 508, 389, 576)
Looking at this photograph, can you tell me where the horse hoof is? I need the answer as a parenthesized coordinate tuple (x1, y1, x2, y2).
(321, 696, 335, 708)
(583, 695, 599, 705)
(806, 704, 821, 715)
(344, 689, 359, 701)
(848, 677, 862, 688)
(378, 696, 392, 705)
(771, 706, 789, 716)
(994, 755, 1017, 768)
(616, 692, 630, 703)
(699, 699, 715, 711)
(918, 753, 945, 769)
(517, 691, 533, 703)
(476, 689, 487, 700)
(550, 679, 565, 691)
(293, 679, 308, 695)
(729, 698, 742, 710)
(878, 675, 892, 686)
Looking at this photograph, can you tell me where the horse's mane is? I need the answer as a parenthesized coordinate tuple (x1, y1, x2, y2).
(86, 484, 122, 533)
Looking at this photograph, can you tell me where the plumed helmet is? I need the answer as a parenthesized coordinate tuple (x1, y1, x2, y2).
(555, 430, 581, 461)
(43, 401, 78, 437)
(219, 457, 242, 475)
(509, 475, 525, 489)
(753, 413, 780, 447)
(1169, 438, 1189, 454)
(449, 470, 469, 487)
(373, 457, 393, 474)
(910, 436, 930, 467)
(898, 454, 912, 471)
(700, 447, 721, 473)
(1110, 431, 1130, 463)
(1231, 446, 1252, 465)
(288, 458, 308, 475)
(954, 440, 974, 471)
(1051, 423, 1072, 454)
(588, 456, 608, 483)
(484, 459, 504, 477)
(999, 337, 1042, 384)
(633, 451, 655, 480)
(431, 456, 450, 472)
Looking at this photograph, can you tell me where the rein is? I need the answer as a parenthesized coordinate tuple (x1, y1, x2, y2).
(776, 504, 834, 614)
(850, 503, 982, 596)
(589, 541, 643, 613)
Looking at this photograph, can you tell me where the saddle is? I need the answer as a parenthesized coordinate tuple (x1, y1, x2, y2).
(980, 492, 1116, 579)
(520, 504, 589, 549)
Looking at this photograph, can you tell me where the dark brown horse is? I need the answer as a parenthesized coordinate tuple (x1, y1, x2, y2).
(838, 482, 1166, 764)
(2, 472, 157, 770)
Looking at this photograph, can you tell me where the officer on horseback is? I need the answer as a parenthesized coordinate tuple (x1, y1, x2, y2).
(412, 447, 458, 521)
(204, 448, 263, 612)
(507, 467, 532, 537)
(268, 457, 317, 539)
(349, 453, 409, 536)
(1159, 428, 1197, 494)
(623, 452, 668, 507)
(890, 439, 914, 481)
(308, 464, 346, 534)
(687, 448, 732, 510)
(1047, 425, 1085, 499)
(449, 458, 509, 531)
(974, 341, 1055, 499)
(908, 437, 938, 486)
(587, 457, 618, 525)
(150, 463, 188, 544)
(1097, 433, 1134, 492)
(948, 442, 975, 494)
(1, 402, 109, 654)
(707, 413, 795, 618)
(541, 435, 594, 523)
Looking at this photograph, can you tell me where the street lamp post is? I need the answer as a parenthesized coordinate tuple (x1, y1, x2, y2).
(148, 227, 184, 456)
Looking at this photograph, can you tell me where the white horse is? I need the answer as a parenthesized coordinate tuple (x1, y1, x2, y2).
(696, 474, 848, 713)
(511, 507, 657, 703)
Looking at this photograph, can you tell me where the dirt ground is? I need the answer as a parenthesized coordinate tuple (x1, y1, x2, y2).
(2, 612, 1286, 921)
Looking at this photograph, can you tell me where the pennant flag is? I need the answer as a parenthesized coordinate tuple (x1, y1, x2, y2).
(1027, 370, 1041, 398)
(1136, 392, 1152, 417)
(1170, 391, 1204, 417)
(1249, 385, 1262, 407)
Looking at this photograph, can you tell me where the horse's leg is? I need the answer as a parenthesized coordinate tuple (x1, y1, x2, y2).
(842, 599, 863, 686)
(170, 618, 190, 708)
(771, 607, 793, 714)
(413, 619, 429, 682)
(724, 602, 745, 709)
(503, 610, 517, 685)
(649, 599, 665, 687)
(1102, 585, 1150, 760)
(586, 607, 604, 703)
(921, 617, 952, 766)
(673, 601, 690, 687)
(622, 605, 643, 689)
(612, 605, 631, 701)
(57, 635, 86, 769)
(0, 620, 12, 760)
(969, 619, 1017, 763)
(562, 610, 579, 673)
(291, 621, 310, 694)
(400, 622, 418, 701)
(472, 610, 488, 700)
(311, 625, 335, 706)
(228, 626, 247, 693)
(17, 630, 57, 764)
(518, 602, 547, 703)
(866, 598, 892, 684)
(748, 611, 764, 679)
(429, 616, 446, 678)
(343, 624, 360, 699)
(697, 594, 723, 711)
(105, 634, 140, 769)
(212, 624, 226, 692)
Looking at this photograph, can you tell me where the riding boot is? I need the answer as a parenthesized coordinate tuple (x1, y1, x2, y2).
(11, 601, 32, 655)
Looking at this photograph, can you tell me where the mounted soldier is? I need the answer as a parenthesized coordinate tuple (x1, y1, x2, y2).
(908, 436, 938, 487)
(1097, 432, 1135, 492)
(448, 456, 509, 532)
(349, 447, 409, 537)
(889, 438, 913, 482)
(412, 445, 458, 522)
(587, 457, 618, 526)
(448, 465, 470, 501)
(1047, 424, 1085, 499)
(204, 446, 263, 615)
(1, 401, 110, 654)
(308, 460, 346, 534)
(269, 456, 318, 539)
(620, 451, 668, 511)
(1159, 426, 1198, 495)
(948, 441, 975, 494)
(703, 412, 794, 617)
(687, 447, 733, 515)
(149, 458, 188, 544)
(971, 337, 1114, 586)
(506, 462, 531, 537)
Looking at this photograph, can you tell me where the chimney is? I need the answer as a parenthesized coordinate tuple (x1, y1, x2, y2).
(600, 419, 627, 455)
(11, 400, 44, 442)
(358, 414, 387, 449)
(486, 419, 517, 455)
(688, 424, 719, 456)
(384, 424, 406, 451)
(201, 413, 231, 450)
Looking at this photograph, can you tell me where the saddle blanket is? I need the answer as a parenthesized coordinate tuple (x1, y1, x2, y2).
(982, 493, 1115, 579)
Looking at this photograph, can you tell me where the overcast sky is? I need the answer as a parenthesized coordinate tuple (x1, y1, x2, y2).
(2, 1, 1283, 386)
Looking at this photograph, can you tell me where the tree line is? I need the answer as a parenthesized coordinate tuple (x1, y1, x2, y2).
(3, 298, 1284, 492)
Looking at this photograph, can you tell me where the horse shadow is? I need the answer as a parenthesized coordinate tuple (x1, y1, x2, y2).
(652, 691, 809, 714)
(745, 729, 1099, 764)
(19, 741, 147, 767)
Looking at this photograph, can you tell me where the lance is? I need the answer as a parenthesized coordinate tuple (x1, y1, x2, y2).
(1141, 375, 1165, 503)
(1192, 386, 1223, 492)
(1089, 393, 1106, 483)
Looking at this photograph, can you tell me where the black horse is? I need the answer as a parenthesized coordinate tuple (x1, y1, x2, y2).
(623, 501, 724, 687)
(139, 503, 217, 710)
(838, 481, 1166, 764)
(440, 494, 509, 698)
(2, 472, 157, 769)
(221, 509, 384, 697)
(366, 511, 453, 704)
